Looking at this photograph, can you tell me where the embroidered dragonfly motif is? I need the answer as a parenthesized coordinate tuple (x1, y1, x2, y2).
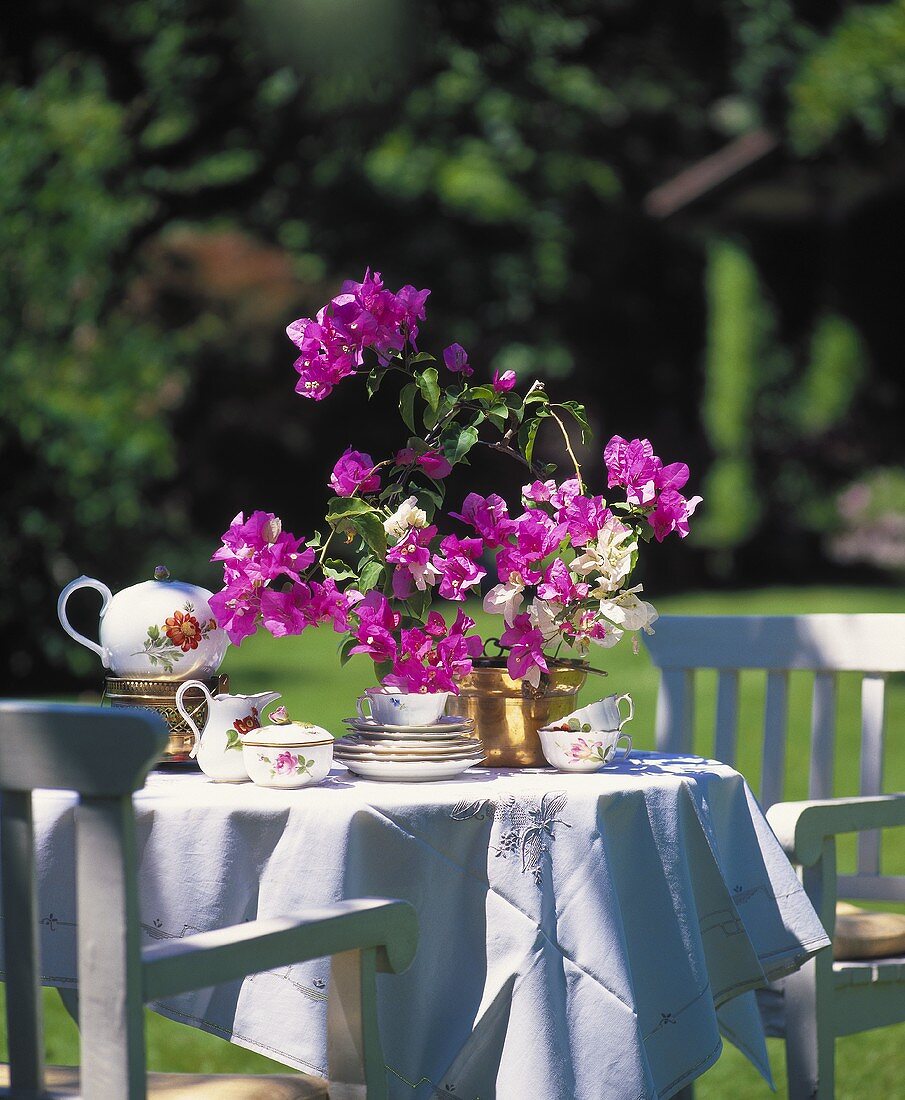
(450, 791, 571, 885)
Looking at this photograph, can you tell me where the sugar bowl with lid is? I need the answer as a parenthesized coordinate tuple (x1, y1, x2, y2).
(242, 707, 334, 789)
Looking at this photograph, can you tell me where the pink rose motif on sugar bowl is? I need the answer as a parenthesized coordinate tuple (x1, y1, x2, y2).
(57, 565, 228, 680)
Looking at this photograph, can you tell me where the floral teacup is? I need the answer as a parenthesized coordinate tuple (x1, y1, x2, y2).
(537, 726, 633, 773)
(562, 693, 633, 733)
(356, 687, 448, 727)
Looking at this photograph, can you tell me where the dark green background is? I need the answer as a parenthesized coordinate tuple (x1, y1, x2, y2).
(3, 0, 905, 690)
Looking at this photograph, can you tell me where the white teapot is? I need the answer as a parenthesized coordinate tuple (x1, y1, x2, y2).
(57, 566, 228, 680)
(176, 682, 281, 782)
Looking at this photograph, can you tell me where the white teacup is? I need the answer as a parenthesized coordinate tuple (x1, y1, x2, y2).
(563, 692, 633, 732)
(538, 726, 633, 773)
(356, 687, 449, 727)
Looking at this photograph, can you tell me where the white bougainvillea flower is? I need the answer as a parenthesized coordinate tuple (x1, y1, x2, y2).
(598, 585, 659, 634)
(482, 574, 525, 625)
(572, 515, 638, 594)
(384, 495, 429, 540)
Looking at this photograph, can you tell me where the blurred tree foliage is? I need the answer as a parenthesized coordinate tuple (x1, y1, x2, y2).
(2, 0, 904, 687)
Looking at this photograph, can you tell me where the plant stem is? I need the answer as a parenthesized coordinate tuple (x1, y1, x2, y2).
(548, 410, 584, 491)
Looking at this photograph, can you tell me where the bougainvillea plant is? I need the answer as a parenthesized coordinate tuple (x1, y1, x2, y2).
(210, 270, 701, 691)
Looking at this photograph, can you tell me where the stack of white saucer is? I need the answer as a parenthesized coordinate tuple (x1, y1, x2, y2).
(335, 714, 485, 782)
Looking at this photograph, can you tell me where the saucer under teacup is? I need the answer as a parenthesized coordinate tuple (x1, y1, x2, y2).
(343, 715, 475, 738)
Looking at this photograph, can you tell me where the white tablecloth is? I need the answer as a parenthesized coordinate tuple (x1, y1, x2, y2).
(20, 753, 829, 1099)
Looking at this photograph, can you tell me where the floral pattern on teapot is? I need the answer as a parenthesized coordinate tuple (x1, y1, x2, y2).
(135, 602, 219, 674)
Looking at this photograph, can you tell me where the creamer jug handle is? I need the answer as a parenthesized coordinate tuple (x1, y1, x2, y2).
(57, 576, 113, 666)
(176, 680, 214, 758)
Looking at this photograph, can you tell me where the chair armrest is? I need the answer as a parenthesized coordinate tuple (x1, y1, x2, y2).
(767, 795, 905, 867)
(142, 897, 417, 1002)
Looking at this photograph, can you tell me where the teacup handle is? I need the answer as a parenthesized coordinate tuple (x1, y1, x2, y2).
(614, 733, 633, 761)
(614, 692, 634, 730)
(57, 576, 113, 666)
(176, 680, 214, 758)
(355, 694, 373, 720)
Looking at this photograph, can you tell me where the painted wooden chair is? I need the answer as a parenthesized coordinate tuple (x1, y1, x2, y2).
(0, 701, 418, 1100)
(645, 614, 905, 1099)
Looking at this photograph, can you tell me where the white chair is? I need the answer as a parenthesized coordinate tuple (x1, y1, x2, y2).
(645, 614, 905, 1100)
(0, 701, 418, 1100)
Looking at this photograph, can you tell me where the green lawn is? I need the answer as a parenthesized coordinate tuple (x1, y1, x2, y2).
(3, 587, 905, 1096)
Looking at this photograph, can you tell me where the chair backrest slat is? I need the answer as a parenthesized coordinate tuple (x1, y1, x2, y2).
(808, 671, 837, 800)
(0, 790, 44, 1096)
(645, 614, 905, 902)
(761, 670, 789, 810)
(0, 702, 167, 1099)
(713, 670, 740, 769)
(858, 675, 887, 876)
(654, 668, 694, 754)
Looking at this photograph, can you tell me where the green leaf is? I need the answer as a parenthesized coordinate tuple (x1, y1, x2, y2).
(358, 559, 384, 593)
(366, 369, 385, 398)
(466, 385, 497, 403)
(518, 417, 542, 464)
(487, 407, 509, 432)
(322, 558, 357, 582)
(338, 636, 358, 666)
(555, 400, 592, 444)
(409, 351, 436, 364)
(416, 367, 440, 413)
(348, 512, 387, 556)
(524, 386, 549, 406)
(326, 497, 378, 523)
(442, 424, 480, 466)
(399, 382, 417, 433)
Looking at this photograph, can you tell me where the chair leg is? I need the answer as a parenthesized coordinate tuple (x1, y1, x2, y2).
(784, 955, 835, 1100)
(327, 948, 387, 1100)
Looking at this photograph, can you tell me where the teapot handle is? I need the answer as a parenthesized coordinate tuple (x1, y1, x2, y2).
(175, 680, 214, 758)
(57, 576, 113, 667)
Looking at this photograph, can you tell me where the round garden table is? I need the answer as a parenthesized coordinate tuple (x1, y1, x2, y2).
(28, 753, 829, 1099)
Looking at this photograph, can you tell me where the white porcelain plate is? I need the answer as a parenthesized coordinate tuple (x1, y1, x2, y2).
(337, 756, 485, 782)
(342, 716, 475, 738)
(338, 734, 480, 751)
(335, 745, 484, 761)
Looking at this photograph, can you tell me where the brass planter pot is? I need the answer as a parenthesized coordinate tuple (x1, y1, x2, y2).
(455, 659, 590, 768)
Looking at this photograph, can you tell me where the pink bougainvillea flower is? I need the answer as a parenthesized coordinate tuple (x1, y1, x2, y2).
(442, 342, 473, 377)
(655, 462, 690, 494)
(648, 489, 702, 542)
(522, 479, 557, 504)
(394, 447, 416, 467)
(260, 583, 315, 638)
(450, 492, 515, 547)
(416, 450, 453, 479)
(386, 525, 439, 597)
(603, 436, 662, 507)
(212, 512, 314, 587)
(492, 369, 517, 393)
(307, 579, 362, 631)
(500, 612, 549, 689)
(557, 494, 612, 547)
(500, 510, 567, 580)
(549, 478, 583, 512)
(208, 585, 260, 646)
(349, 591, 400, 663)
(537, 559, 589, 605)
(432, 535, 486, 601)
(329, 448, 381, 497)
(393, 284, 431, 350)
